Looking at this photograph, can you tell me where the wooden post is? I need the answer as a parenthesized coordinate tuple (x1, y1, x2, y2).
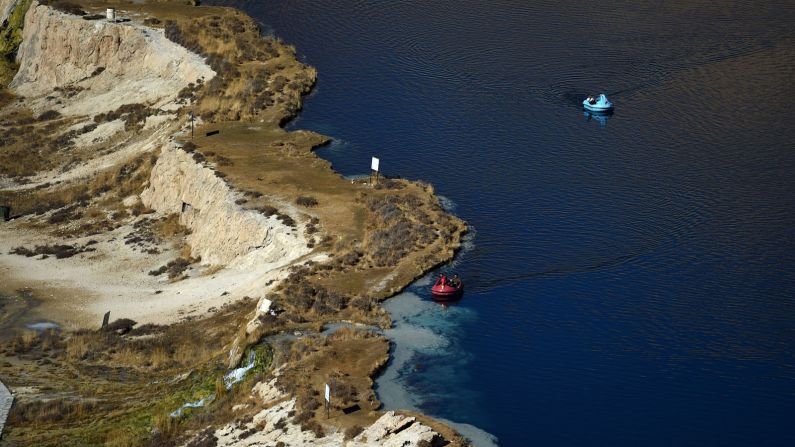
(102, 311, 110, 328)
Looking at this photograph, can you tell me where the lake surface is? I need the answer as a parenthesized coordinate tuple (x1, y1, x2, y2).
(213, 1, 794, 445)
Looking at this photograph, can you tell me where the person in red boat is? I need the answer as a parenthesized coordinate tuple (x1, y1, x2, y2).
(439, 274, 448, 287)
(449, 274, 460, 287)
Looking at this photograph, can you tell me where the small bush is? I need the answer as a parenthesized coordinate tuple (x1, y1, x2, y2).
(47, 206, 80, 224)
(81, 123, 98, 134)
(255, 205, 277, 216)
(350, 296, 372, 312)
(295, 196, 318, 207)
(46, 1, 86, 16)
(37, 110, 61, 121)
(277, 213, 295, 227)
(303, 420, 325, 438)
(186, 428, 218, 447)
(327, 292, 347, 310)
(334, 382, 358, 404)
(344, 425, 363, 440)
(149, 257, 196, 279)
(292, 410, 312, 425)
(163, 21, 184, 46)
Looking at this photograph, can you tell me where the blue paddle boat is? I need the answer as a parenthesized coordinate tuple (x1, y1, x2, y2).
(583, 93, 613, 112)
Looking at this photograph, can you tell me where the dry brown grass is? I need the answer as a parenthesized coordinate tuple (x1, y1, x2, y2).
(66, 332, 91, 360)
(155, 213, 190, 238)
(9, 397, 99, 426)
(1, 296, 258, 445)
(272, 333, 389, 437)
(0, 115, 83, 178)
(1, 151, 158, 230)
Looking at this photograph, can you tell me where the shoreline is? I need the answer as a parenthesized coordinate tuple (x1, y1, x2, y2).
(0, 1, 474, 445)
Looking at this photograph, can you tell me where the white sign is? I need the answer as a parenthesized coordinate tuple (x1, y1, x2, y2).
(258, 298, 272, 314)
(371, 157, 380, 172)
(325, 383, 331, 402)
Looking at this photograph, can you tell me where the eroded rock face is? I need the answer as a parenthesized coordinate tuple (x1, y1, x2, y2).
(350, 411, 438, 447)
(10, 2, 214, 115)
(0, 0, 18, 25)
(141, 144, 309, 267)
(193, 400, 440, 447)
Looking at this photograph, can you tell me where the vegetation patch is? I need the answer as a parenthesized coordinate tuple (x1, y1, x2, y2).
(94, 103, 162, 132)
(10, 243, 95, 259)
(149, 256, 200, 280)
(2, 297, 260, 446)
(295, 195, 318, 207)
(0, 0, 34, 86)
(39, 1, 86, 16)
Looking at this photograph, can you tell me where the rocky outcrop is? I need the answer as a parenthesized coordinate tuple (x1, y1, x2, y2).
(10, 2, 214, 115)
(349, 412, 438, 446)
(141, 144, 309, 267)
(198, 398, 440, 447)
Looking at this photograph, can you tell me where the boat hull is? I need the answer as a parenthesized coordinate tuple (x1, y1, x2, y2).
(583, 94, 613, 112)
(431, 283, 463, 297)
(583, 102, 613, 112)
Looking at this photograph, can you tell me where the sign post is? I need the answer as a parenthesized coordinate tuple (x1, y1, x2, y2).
(325, 383, 331, 419)
(370, 157, 380, 186)
(190, 110, 195, 140)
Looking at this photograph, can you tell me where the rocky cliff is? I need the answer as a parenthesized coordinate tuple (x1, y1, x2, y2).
(0, 0, 18, 25)
(141, 143, 310, 267)
(10, 1, 214, 115)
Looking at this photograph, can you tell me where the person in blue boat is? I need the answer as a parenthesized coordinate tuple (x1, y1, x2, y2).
(587, 95, 596, 105)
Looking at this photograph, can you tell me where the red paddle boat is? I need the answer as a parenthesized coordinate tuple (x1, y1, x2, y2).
(431, 274, 463, 298)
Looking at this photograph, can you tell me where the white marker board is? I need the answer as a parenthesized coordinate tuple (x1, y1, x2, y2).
(371, 157, 380, 172)
(325, 383, 330, 402)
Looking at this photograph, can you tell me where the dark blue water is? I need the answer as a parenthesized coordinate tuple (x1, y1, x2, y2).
(213, 1, 795, 445)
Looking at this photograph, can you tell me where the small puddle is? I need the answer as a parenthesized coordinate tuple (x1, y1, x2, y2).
(25, 321, 59, 331)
